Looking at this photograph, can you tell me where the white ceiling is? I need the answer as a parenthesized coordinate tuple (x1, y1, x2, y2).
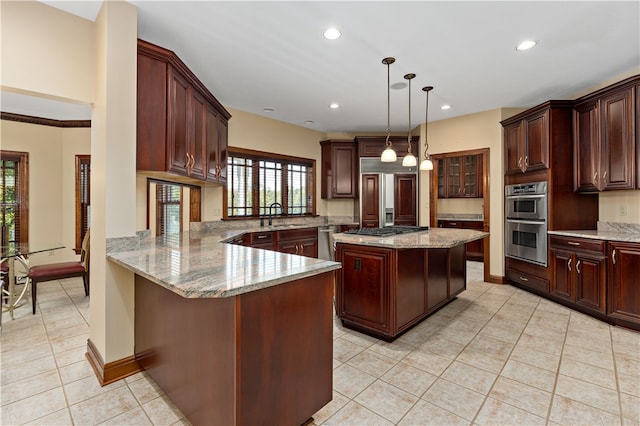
(3, 1, 639, 133)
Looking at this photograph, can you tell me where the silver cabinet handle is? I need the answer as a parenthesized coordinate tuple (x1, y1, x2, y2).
(576, 260, 581, 274)
(524, 156, 529, 167)
(593, 171, 598, 186)
(568, 258, 572, 272)
(568, 241, 580, 246)
(603, 170, 608, 183)
(518, 157, 523, 168)
(612, 249, 617, 264)
(257, 235, 268, 239)
(519, 276, 529, 282)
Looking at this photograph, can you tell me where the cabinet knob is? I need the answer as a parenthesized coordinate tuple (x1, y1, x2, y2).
(568, 258, 572, 272)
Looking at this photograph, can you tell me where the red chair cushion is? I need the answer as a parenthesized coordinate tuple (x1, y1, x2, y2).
(30, 262, 85, 280)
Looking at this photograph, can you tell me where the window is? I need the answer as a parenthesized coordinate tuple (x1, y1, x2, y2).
(225, 148, 315, 219)
(157, 183, 182, 235)
(0, 151, 29, 247)
(75, 155, 90, 254)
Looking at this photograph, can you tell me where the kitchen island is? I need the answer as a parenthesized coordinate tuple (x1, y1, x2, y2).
(107, 229, 341, 426)
(333, 227, 487, 341)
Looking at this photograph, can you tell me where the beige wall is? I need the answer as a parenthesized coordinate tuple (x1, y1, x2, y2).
(0, 121, 90, 265)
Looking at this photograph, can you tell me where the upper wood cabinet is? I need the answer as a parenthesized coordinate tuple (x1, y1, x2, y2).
(436, 154, 482, 198)
(355, 135, 417, 158)
(574, 77, 637, 192)
(137, 39, 231, 185)
(320, 140, 358, 199)
(503, 108, 550, 175)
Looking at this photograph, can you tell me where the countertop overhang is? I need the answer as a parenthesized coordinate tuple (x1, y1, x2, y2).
(548, 229, 640, 243)
(332, 228, 488, 249)
(107, 228, 341, 299)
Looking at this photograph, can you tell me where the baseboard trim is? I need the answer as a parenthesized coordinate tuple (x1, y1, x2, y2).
(86, 339, 142, 386)
(487, 274, 508, 285)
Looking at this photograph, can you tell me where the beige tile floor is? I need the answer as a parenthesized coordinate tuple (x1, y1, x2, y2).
(2, 262, 639, 425)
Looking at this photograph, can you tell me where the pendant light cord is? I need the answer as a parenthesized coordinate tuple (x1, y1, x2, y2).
(422, 86, 433, 158)
(385, 59, 392, 148)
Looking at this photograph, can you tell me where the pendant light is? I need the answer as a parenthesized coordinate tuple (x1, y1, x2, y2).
(419, 85, 434, 171)
(380, 57, 397, 162)
(402, 73, 417, 167)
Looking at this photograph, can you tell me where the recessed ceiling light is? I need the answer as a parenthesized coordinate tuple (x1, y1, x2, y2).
(329, 103, 340, 109)
(441, 105, 451, 110)
(516, 40, 537, 51)
(323, 28, 341, 40)
(304, 120, 314, 125)
(391, 82, 408, 90)
(263, 107, 275, 112)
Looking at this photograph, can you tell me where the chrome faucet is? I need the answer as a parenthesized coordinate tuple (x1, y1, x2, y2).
(268, 202, 283, 226)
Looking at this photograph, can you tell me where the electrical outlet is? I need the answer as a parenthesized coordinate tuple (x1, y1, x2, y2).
(620, 206, 628, 217)
(48, 250, 54, 256)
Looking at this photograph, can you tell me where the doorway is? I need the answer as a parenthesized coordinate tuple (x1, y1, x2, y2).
(429, 148, 491, 283)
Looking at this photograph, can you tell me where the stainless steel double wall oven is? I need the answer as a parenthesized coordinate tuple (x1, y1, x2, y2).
(505, 181, 548, 266)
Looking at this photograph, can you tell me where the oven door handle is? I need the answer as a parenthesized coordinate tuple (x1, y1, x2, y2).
(506, 194, 546, 199)
(506, 219, 547, 225)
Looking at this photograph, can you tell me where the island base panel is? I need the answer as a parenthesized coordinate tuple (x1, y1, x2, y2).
(135, 273, 334, 426)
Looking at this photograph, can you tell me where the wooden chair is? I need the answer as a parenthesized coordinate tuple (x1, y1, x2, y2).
(28, 229, 90, 314)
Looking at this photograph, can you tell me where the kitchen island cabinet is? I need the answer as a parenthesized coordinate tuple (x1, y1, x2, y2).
(333, 228, 486, 341)
(107, 231, 340, 426)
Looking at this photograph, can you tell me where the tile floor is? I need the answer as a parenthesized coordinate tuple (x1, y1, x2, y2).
(1, 262, 639, 425)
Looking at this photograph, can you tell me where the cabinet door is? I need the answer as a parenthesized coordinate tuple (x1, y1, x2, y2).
(574, 100, 600, 192)
(167, 69, 190, 175)
(361, 174, 380, 228)
(333, 144, 357, 198)
(524, 110, 549, 172)
(217, 117, 228, 184)
(436, 158, 446, 198)
(189, 90, 207, 180)
(550, 248, 574, 301)
(608, 242, 640, 325)
(462, 155, 480, 197)
(600, 86, 635, 190)
(575, 253, 607, 314)
(298, 238, 318, 258)
(205, 106, 220, 182)
(336, 245, 391, 334)
(504, 121, 523, 174)
(394, 174, 416, 226)
(447, 157, 462, 197)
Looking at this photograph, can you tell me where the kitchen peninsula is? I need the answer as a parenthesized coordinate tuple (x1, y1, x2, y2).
(333, 227, 488, 341)
(107, 229, 341, 426)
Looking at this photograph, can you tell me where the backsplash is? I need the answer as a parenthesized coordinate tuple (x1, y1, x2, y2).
(190, 216, 357, 232)
(598, 221, 640, 234)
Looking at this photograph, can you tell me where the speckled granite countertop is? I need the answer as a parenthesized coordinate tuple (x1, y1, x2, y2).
(332, 228, 488, 249)
(107, 228, 341, 299)
(548, 230, 640, 243)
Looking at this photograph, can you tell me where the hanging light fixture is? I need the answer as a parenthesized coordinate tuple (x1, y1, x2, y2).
(420, 85, 434, 171)
(402, 73, 417, 167)
(380, 57, 397, 162)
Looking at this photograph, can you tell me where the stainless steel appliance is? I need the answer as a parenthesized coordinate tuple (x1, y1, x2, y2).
(318, 225, 340, 260)
(505, 181, 548, 266)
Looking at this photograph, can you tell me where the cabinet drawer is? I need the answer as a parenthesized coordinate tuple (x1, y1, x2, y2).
(277, 227, 317, 241)
(506, 268, 550, 293)
(250, 231, 274, 245)
(550, 236, 605, 254)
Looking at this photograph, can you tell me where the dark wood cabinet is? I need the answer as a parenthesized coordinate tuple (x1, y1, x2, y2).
(335, 243, 465, 341)
(394, 174, 417, 226)
(360, 174, 380, 228)
(550, 236, 607, 315)
(137, 39, 231, 185)
(574, 77, 637, 192)
(436, 155, 482, 198)
(320, 140, 358, 199)
(277, 227, 318, 258)
(438, 220, 484, 261)
(608, 241, 640, 329)
(504, 109, 550, 175)
(355, 136, 416, 158)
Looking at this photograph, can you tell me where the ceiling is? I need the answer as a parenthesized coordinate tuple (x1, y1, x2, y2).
(3, 1, 639, 133)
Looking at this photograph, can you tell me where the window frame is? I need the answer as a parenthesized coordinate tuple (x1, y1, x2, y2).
(224, 147, 316, 220)
(0, 150, 29, 247)
(75, 155, 90, 254)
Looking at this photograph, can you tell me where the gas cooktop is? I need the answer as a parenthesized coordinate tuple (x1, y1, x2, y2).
(344, 226, 429, 236)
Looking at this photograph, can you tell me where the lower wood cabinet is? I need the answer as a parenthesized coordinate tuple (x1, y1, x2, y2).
(608, 241, 640, 329)
(550, 236, 607, 315)
(438, 220, 484, 261)
(277, 227, 318, 258)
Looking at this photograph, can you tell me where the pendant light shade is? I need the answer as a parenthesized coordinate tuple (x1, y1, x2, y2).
(380, 57, 397, 162)
(402, 73, 417, 167)
(420, 85, 434, 171)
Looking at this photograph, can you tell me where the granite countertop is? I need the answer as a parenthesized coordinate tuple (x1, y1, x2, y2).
(548, 229, 640, 243)
(332, 228, 488, 250)
(107, 228, 341, 299)
(437, 214, 484, 222)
